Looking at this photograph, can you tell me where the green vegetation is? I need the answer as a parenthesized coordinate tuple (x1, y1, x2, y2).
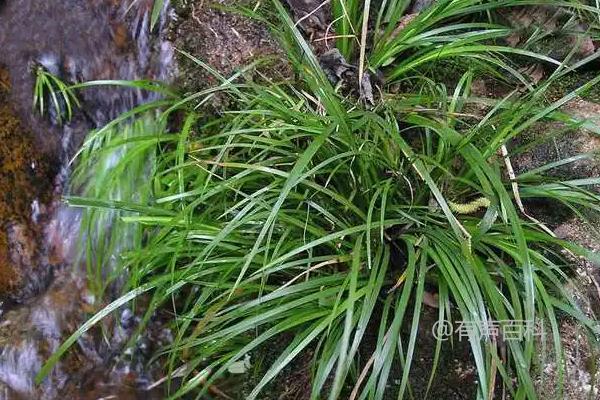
(330, 0, 556, 83)
(37, 0, 600, 399)
(32, 65, 79, 124)
(126, 0, 165, 30)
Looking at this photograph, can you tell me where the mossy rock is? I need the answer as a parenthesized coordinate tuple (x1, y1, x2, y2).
(0, 68, 55, 300)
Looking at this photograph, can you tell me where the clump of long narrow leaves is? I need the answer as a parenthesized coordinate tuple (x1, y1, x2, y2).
(329, 0, 599, 85)
(38, 1, 600, 399)
(125, 0, 165, 30)
(69, 113, 172, 299)
(33, 65, 80, 124)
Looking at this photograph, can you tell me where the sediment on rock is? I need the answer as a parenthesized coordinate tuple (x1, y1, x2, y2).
(0, 68, 57, 302)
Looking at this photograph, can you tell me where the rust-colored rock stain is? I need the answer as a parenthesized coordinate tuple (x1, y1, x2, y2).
(0, 67, 54, 298)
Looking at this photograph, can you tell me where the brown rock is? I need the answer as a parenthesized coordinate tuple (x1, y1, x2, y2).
(0, 69, 55, 300)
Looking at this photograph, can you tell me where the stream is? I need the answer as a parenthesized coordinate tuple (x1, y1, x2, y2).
(0, 1, 175, 398)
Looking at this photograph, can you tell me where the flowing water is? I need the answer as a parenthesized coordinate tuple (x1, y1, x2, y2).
(0, 1, 175, 398)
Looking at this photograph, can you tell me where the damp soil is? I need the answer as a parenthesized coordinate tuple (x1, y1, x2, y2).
(171, 0, 291, 103)
(360, 306, 481, 400)
(221, 306, 481, 400)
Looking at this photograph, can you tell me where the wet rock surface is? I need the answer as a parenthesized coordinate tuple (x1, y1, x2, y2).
(0, 271, 88, 399)
(0, 0, 176, 398)
(0, 0, 175, 151)
(0, 269, 170, 400)
(0, 71, 57, 303)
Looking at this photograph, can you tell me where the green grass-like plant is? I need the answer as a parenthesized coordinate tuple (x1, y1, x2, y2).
(37, 1, 600, 399)
(33, 65, 80, 124)
(125, 0, 165, 30)
(331, 0, 600, 84)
